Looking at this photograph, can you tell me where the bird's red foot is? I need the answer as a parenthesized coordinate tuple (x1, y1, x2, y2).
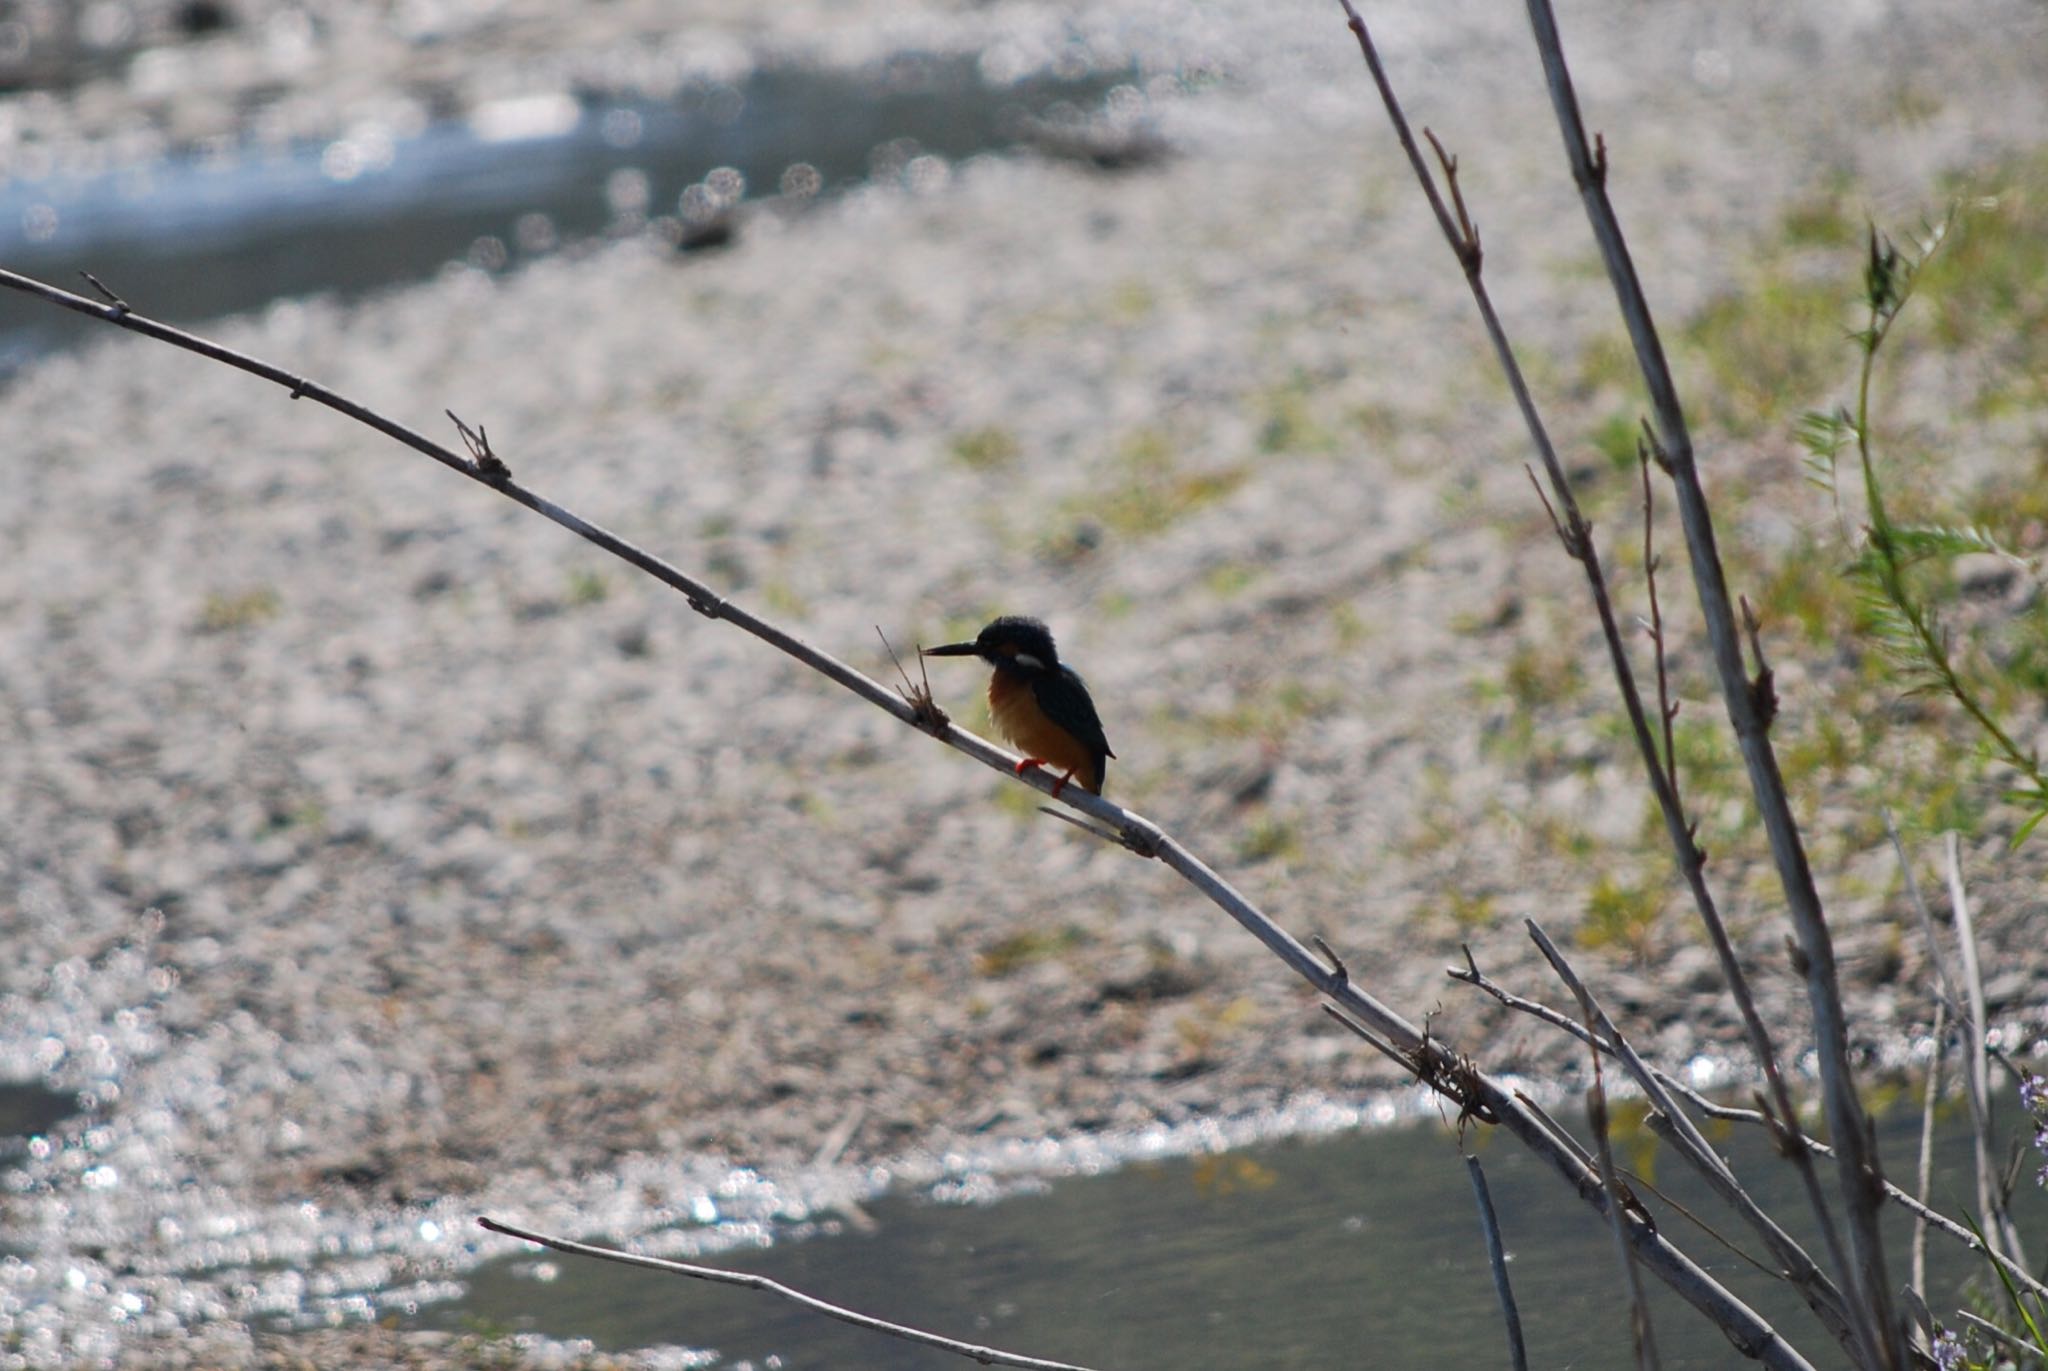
(1016, 758, 1080, 799)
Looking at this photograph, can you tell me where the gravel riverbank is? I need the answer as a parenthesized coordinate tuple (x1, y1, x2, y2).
(4, 0, 2047, 1364)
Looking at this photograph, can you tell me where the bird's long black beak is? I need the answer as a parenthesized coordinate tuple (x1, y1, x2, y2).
(922, 641, 979, 657)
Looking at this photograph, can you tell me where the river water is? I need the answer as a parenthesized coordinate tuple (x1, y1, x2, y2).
(415, 1087, 2044, 1370)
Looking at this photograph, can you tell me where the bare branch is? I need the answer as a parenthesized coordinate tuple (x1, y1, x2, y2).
(1639, 440, 1679, 806)
(476, 1218, 1103, 1371)
(1330, 0, 1830, 1232)
(1574, 983, 1664, 1369)
(0, 265, 1122, 824)
(1515, 2, 1900, 1357)
(1454, 946, 1609, 1053)
(1332, 3, 1871, 1354)
(3, 257, 1824, 1371)
(1945, 833, 2029, 1271)
(1451, 951, 2048, 1303)
(1311, 934, 1350, 991)
(1464, 1154, 1531, 1371)
(1524, 921, 1852, 1354)
(1910, 996, 1946, 1315)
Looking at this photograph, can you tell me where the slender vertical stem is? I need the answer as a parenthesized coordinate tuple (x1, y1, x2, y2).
(1465, 1155, 1532, 1371)
(1945, 833, 2028, 1271)
(1912, 996, 1947, 1300)
(1585, 1060, 1663, 1370)
(1334, 2, 1869, 1357)
(1518, 3, 1901, 1363)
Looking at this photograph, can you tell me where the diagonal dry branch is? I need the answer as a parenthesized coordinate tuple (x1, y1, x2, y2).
(477, 1218, 1103, 1371)
(1452, 950, 2048, 1306)
(1523, 921, 1853, 1351)
(0, 262, 1819, 1370)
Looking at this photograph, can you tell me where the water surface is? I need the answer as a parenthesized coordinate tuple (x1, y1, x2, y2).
(419, 1093, 2046, 1369)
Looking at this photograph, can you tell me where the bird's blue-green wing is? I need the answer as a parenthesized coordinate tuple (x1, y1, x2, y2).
(1037, 666, 1115, 762)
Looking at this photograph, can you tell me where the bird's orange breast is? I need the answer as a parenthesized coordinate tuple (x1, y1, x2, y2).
(989, 672, 1102, 793)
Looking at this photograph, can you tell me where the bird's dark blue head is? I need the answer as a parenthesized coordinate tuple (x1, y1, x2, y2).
(925, 615, 1061, 675)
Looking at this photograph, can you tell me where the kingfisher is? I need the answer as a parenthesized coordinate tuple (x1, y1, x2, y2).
(924, 616, 1115, 797)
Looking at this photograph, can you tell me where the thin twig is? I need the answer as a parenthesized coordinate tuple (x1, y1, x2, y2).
(1319, 1003, 1414, 1076)
(1955, 1309, 2032, 1359)
(1464, 1154, 1531, 1371)
(1886, 813, 2025, 1082)
(476, 1218, 1101, 1371)
(1311, 934, 1349, 991)
(79, 269, 129, 314)
(1524, 920, 1848, 1351)
(1516, 2, 1900, 1361)
(1036, 806, 1124, 845)
(1421, 127, 1481, 267)
(1622, 1155, 1778, 1283)
(1911, 996, 1946, 1313)
(878, 625, 948, 733)
(1945, 832, 2028, 1271)
(1892, 808, 1952, 1329)
(1512, 1088, 1600, 1176)
(1639, 439, 1679, 803)
(1452, 948, 2048, 1303)
(1576, 990, 1664, 1370)
(1888, 812, 1960, 1019)
(1524, 463, 1574, 556)
(809, 1103, 877, 1233)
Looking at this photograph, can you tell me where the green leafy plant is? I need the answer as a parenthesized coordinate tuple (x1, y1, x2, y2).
(1796, 210, 2048, 845)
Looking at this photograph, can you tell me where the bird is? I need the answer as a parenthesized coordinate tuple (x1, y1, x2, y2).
(923, 616, 1115, 798)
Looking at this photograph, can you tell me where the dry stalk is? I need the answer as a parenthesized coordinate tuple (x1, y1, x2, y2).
(1944, 832, 2029, 1271)
(1453, 948, 2048, 1305)
(1464, 1154, 1531, 1371)
(1911, 997, 1946, 1316)
(1523, 921, 1852, 1350)
(1571, 969, 1664, 1370)
(1516, 1, 1901, 1360)
(1332, 2, 1872, 1360)
(476, 1218, 1100, 1371)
